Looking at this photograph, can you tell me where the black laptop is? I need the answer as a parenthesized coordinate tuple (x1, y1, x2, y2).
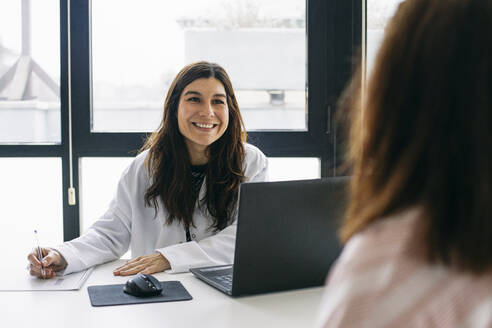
(190, 177, 349, 296)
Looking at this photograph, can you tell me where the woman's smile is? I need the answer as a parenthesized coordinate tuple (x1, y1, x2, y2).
(191, 122, 219, 130)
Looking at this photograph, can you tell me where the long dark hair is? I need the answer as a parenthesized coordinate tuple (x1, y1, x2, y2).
(141, 62, 246, 231)
(341, 0, 492, 274)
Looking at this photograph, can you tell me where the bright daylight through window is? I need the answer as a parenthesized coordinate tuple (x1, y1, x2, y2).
(366, 0, 405, 74)
(91, 0, 306, 132)
(0, 0, 60, 144)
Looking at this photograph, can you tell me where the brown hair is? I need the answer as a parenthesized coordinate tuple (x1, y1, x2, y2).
(341, 0, 492, 273)
(141, 61, 246, 231)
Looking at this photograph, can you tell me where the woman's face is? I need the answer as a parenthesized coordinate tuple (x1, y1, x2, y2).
(177, 77, 229, 156)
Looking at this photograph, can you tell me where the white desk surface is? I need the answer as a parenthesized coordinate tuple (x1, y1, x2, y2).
(2, 260, 324, 328)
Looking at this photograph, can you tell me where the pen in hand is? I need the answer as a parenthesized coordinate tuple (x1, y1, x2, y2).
(34, 230, 46, 277)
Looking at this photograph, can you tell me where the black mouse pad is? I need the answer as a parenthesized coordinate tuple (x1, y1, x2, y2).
(87, 281, 192, 307)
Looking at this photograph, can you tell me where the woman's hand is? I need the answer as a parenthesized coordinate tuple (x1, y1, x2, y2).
(113, 252, 170, 276)
(27, 248, 67, 279)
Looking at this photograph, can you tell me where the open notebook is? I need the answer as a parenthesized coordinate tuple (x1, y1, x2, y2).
(0, 264, 93, 291)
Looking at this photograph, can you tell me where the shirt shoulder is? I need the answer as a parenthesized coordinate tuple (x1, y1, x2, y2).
(317, 208, 492, 327)
(244, 142, 266, 160)
(118, 149, 150, 190)
(243, 143, 268, 181)
(327, 208, 419, 285)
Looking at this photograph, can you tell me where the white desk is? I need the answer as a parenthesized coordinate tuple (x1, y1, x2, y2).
(2, 260, 324, 327)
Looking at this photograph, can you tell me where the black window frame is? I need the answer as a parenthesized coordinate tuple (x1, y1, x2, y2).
(0, 0, 362, 241)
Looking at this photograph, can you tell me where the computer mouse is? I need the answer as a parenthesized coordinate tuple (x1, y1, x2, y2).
(123, 273, 163, 297)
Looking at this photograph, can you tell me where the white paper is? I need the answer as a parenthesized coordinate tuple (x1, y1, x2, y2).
(0, 267, 93, 291)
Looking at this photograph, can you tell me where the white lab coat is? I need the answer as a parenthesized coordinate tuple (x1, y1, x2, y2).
(55, 143, 268, 274)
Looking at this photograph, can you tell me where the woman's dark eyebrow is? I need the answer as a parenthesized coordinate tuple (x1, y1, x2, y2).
(184, 90, 226, 98)
(184, 91, 201, 96)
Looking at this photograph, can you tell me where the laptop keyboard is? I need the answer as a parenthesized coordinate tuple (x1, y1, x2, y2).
(192, 265, 234, 292)
(214, 274, 233, 289)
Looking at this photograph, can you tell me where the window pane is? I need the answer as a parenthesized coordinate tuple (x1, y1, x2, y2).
(0, 0, 61, 144)
(92, 0, 306, 132)
(268, 157, 320, 181)
(80, 157, 134, 233)
(0, 158, 63, 265)
(80, 157, 135, 260)
(366, 0, 404, 74)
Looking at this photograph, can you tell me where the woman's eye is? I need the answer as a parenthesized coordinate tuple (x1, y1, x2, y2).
(187, 97, 200, 102)
(212, 99, 225, 105)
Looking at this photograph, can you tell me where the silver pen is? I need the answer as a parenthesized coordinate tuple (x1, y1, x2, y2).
(34, 230, 46, 276)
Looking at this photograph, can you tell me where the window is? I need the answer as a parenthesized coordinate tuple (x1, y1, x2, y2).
(0, 0, 361, 242)
(91, 0, 307, 132)
(366, 0, 405, 74)
(80, 157, 133, 232)
(0, 158, 63, 266)
(0, 0, 61, 144)
(268, 157, 320, 181)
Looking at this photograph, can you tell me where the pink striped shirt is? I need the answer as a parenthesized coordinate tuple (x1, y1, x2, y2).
(316, 208, 492, 328)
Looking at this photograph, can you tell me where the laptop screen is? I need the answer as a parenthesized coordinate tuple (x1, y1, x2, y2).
(231, 177, 349, 295)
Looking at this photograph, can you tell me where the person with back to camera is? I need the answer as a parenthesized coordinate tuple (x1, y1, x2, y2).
(317, 0, 492, 326)
(27, 61, 268, 278)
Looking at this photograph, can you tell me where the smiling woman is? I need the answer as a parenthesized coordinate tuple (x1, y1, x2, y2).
(177, 78, 230, 165)
(27, 61, 268, 279)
